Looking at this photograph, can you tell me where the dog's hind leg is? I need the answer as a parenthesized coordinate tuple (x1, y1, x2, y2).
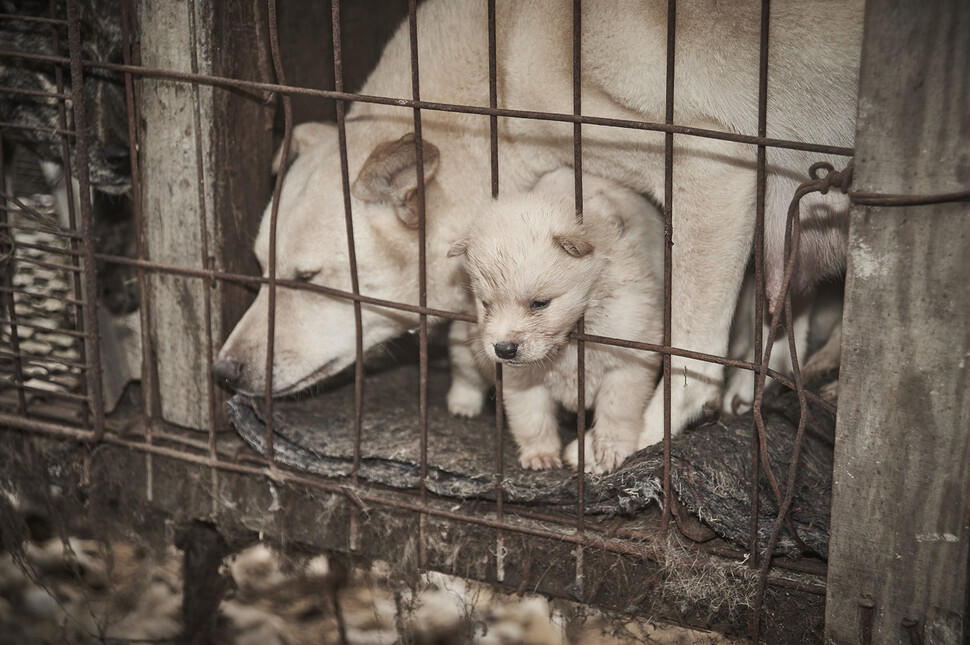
(638, 136, 757, 448)
(723, 297, 811, 415)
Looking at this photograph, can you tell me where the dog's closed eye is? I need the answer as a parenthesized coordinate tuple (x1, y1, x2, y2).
(296, 270, 320, 282)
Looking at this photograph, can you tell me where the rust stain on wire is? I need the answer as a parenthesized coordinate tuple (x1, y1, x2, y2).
(748, 161, 855, 630)
(119, 0, 156, 440)
(0, 47, 857, 159)
(659, 0, 676, 542)
(487, 0, 507, 581)
(572, 0, 586, 547)
(264, 0, 292, 465)
(407, 0, 431, 569)
(747, 0, 771, 588)
(65, 0, 105, 438)
(330, 0, 366, 490)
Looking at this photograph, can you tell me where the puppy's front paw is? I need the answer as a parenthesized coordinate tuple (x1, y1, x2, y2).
(562, 436, 607, 475)
(518, 448, 562, 470)
(592, 434, 635, 474)
(447, 381, 486, 418)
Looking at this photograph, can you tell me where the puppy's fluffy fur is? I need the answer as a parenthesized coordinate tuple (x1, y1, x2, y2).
(449, 169, 663, 473)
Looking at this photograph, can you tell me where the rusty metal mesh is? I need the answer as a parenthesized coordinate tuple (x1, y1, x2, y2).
(0, 0, 867, 640)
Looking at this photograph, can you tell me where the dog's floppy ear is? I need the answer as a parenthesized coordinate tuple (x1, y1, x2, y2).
(447, 237, 469, 258)
(272, 122, 336, 174)
(352, 133, 441, 229)
(586, 192, 627, 238)
(554, 226, 594, 258)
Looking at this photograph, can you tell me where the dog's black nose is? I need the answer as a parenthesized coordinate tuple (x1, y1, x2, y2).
(212, 357, 245, 391)
(493, 342, 518, 360)
(102, 142, 130, 174)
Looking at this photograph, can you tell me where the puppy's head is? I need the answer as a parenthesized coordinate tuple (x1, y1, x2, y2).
(449, 193, 605, 365)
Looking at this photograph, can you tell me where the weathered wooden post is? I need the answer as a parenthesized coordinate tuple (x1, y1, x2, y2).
(825, 1, 970, 642)
(136, 0, 274, 430)
(134, 1, 412, 430)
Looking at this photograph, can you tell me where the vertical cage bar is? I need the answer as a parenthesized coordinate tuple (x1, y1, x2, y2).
(571, 0, 586, 593)
(487, 0, 506, 583)
(49, 0, 87, 426)
(746, 0, 771, 638)
(408, 0, 430, 569)
(264, 0, 292, 464)
(748, 0, 771, 573)
(65, 0, 106, 438)
(331, 0, 367, 551)
(659, 0, 676, 539)
(0, 132, 28, 417)
(119, 0, 156, 499)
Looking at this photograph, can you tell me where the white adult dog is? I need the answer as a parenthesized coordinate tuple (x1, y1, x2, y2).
(448, 169, 664, 472)
(214, 1, 862, 451)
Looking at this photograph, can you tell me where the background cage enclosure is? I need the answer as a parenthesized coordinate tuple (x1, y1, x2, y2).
(0, 1, 968, 643)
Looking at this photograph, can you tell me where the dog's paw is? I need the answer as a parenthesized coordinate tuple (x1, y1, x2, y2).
(592, 434, 634, 474)
(562, 436, 608, 475)
(446, 381, 486, 418)
(518, 448, 562, 470)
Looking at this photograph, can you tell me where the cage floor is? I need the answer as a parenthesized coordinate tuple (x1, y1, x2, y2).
(228, 358, 836, 560)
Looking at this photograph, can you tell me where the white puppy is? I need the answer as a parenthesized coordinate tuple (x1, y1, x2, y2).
(448, 169, 664, 473)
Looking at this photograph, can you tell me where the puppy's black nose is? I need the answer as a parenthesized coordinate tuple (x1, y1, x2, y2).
(102, 142, 130, 174)
(493, 342, 518, 360)
(212, 357, 245, 391)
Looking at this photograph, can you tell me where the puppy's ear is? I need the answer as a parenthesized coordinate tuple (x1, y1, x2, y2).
(554, 226, 594, 258)
(586, 192, 627, 238)
(272, 122, 336, 174)
(447, 237, 469, 258)
(352, 133, 441, 229)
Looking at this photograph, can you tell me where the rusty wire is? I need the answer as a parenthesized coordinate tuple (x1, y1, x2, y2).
(330, 0, 366, 553)
(62, 0, 102, 434)
(659, 0, 676, 542)
(747, 161, 855, 637)
(0, 48, 856, 159)
(486, 0, 507, 583)
(572, 0, 587, 565)
(262, 0, 293, 466)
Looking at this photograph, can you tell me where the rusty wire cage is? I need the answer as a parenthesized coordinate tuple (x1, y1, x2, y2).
(1, 0, 968, 643)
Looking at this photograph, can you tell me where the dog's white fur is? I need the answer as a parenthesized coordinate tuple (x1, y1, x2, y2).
(216, 0, 862, 448)
(448, 169, 663, 472)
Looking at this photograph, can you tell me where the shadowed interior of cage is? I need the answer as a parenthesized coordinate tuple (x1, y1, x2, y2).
(0, 0, 852, 641)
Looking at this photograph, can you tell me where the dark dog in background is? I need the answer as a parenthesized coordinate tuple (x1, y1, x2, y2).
(1, 0, 137, 315)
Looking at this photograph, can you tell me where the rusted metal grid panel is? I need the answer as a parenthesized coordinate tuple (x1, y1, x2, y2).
(0, 0, 870, 641)
(0, 1, 103, 431)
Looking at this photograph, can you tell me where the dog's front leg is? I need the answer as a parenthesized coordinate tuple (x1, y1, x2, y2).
(503, 375, 562, 470)
(639, 141, 756, 448)
(446, 319, 490, 417)
(565, 363, 655, 475)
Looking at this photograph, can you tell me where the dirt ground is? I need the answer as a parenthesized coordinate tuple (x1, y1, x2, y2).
(0, 537, 736, 644)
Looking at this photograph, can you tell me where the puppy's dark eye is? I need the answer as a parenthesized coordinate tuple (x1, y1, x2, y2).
(530, 299, 550, 311)
(481, 300, 490, 310)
